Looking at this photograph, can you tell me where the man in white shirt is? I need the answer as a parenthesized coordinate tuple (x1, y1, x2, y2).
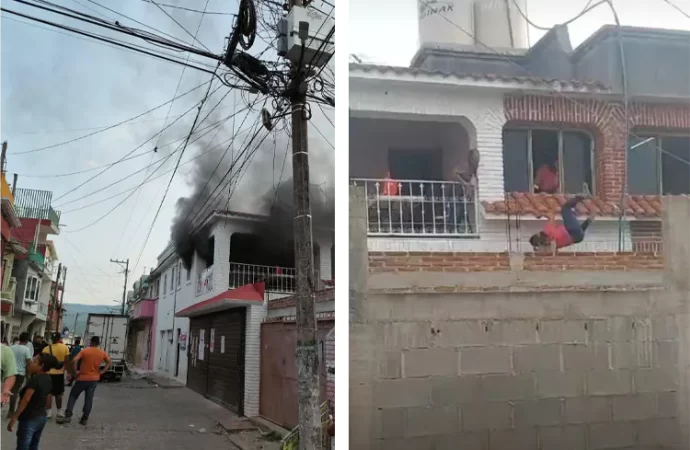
(8, 332, 32, 417)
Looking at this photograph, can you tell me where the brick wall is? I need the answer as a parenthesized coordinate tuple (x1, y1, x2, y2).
(504, 95, 690, 202)
(370, 251, 663, 273)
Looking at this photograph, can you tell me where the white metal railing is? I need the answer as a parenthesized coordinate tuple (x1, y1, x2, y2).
(196, 266, 214, 296)
(229, 262, 296, 294)
(351, 178, 479, 237)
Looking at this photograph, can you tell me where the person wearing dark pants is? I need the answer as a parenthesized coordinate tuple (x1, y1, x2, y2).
(529, 196, 594, 252)
(8, 333, 33, 418)
(58, 336, 110, 426)
(7, 353, 58, 450)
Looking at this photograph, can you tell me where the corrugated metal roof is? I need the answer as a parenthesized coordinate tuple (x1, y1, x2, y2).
(350, 63, 610, 91)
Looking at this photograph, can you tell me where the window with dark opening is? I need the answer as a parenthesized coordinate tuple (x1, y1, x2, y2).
(229, 233, 295, 292)
(502, 128, 593, 194)
(206, 236, 214, 268)
(628, 134, 690, 195)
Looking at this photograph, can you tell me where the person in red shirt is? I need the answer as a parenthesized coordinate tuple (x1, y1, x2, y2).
(534, 163, 559, 194)
(529, 196, 594, 252)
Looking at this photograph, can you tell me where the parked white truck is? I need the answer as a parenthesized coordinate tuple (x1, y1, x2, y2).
(83, 314, 128, 381)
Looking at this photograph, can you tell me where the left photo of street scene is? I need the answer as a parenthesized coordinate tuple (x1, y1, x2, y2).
(0, 1, 335, 449)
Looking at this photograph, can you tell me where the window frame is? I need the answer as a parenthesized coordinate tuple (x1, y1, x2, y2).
(170, 267, 175, 293)
(503, 126, 596, 195)
(628, 131, 690, 195)
(23, 275, 41, 302)
(177, 262, 182, 288)
(163, 274, 168, 296)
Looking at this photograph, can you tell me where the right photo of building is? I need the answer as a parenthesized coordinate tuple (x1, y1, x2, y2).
(349, 0, 690, 448)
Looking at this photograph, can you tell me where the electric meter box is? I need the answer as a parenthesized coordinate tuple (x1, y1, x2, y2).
(285, 6, 334, 68)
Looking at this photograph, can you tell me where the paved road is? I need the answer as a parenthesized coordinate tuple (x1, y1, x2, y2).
(1, 378, 238, 450)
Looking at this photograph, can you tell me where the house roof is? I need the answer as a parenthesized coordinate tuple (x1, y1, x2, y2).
(350, 63, 609, 92)
(571, 25, 690, 61)
(482, 193, 663, 219)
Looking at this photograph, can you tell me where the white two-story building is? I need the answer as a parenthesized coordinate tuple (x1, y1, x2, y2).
(151, 209, 333, 417)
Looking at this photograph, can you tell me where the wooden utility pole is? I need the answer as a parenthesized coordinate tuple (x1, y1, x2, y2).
(287, 0, 320, 447)
(50, 263, 62, 333)
(56, 267, 67, 332)
(110, 258, 129, 315)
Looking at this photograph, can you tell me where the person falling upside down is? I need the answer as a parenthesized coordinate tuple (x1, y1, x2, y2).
(529, 196, 595, 253)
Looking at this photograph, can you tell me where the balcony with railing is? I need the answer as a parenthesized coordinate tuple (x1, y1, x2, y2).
(13, 188, 61, 232)
(21, 300, 38, 315)
(36, 301, 48, 321)
(229, 262, 296, 294)
(351, 178, 479, 237)
(1, 277, 16, 316)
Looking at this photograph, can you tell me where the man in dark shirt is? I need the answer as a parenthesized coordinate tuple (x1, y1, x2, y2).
(7, 353, 57, 450)
(32, 336, 46, 358)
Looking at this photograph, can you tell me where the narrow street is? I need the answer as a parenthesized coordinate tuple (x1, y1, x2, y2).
(0, 378, 280, 450)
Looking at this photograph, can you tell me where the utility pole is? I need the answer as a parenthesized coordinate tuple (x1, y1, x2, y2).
(57, 267, 67, 332)
(285, 1, 320, 447)
(72, 313, 79, 339)
(110, 259, 129, 315)
(51, 263, 62, 333)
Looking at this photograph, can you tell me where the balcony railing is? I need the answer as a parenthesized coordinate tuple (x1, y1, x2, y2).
(351, 178, 479, 237)
(13, 188, 61, 229)
(229, 262, 296, 294)
(1, 278, 16, 316)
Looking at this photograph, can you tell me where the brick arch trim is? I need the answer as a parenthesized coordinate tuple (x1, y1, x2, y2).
(504, 95, 622, 200)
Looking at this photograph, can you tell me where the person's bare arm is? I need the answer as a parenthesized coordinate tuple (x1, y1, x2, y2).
(1, 376, 15, 405)
(101, 354, 112, 374)
(72, 351, 83, 376)
(7, 388, 33, 431)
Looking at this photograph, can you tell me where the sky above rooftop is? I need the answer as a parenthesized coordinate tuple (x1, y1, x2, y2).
(350, 0, 690, 66)
(2, 0, 334, 306)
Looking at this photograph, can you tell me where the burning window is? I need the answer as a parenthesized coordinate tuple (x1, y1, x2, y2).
(628, 134, 690, 195)
(502, 128, 593, 195)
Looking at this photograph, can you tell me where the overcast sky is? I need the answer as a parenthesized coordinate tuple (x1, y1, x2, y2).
(350, 0, 690, 66)
(2, 0, 334, 306)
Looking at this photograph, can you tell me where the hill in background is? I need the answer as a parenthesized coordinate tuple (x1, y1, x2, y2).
(62, 303, 120, 337)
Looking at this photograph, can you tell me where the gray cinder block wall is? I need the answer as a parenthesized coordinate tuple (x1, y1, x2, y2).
(349, 188, 690, 450)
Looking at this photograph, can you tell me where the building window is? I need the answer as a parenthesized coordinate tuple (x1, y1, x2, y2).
(502, 128, 594, 194)
(186, 264, 191, 282)
(23, 275, 41, 302)
(177, 262, 182, 287)
(163, 274, 167, 295)
(628, 134, 690, 195)
(170, 267, 175, 293)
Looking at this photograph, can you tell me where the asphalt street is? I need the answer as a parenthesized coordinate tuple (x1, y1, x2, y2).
(0, 377, 238, 450)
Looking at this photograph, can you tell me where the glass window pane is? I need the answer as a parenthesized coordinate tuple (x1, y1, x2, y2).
(628, 136, 660, 195)
(562, 131, 593, 194)
(661, 136, 690, 195)
(502, 129, 530, 192)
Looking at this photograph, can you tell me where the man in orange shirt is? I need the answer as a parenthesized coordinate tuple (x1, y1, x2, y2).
(58, 336, 110, 426)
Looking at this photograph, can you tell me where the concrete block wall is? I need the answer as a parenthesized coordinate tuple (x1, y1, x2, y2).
(358, 290, 687, 450)
(350, 189, 690, 450)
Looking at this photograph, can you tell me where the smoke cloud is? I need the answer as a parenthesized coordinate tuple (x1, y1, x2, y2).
(170, 109, 334, 270)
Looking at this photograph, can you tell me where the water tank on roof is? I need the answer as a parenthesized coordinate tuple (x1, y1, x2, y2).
(417, 0, 529, 51)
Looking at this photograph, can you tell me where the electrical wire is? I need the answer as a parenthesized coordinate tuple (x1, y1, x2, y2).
(54, 103, 255, 208)
(11, 80, 210, 155)
(310, 121, 334, 149)
(660, 0, 690, 19)
(140, 0, 236, 16)
(510, 0, 608, 31)
(147, 0, 212, 52)
(131, 68, 221, 272)
(53, 84, 224, 204)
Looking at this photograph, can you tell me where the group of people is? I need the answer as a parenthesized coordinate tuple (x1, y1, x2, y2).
(1, 331, 112, 450)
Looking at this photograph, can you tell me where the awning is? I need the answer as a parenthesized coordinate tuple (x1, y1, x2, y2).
(176, 282, 265, 318)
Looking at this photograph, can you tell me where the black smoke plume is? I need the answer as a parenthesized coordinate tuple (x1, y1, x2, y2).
(171, 113, 334, 270)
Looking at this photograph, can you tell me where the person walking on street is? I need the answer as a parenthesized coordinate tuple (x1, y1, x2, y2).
(8, 333, 33, 417)
(58, 336, 111, 426)
(32, 336, 45, 359)
(7, 353, 58, 450)
(66, 337, 83, 387)
(42, 332, 69, 420)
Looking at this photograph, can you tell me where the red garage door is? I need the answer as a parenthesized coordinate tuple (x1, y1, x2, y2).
(260, 320, 333, 428)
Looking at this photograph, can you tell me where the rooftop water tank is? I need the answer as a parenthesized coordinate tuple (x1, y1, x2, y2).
(417, 0, 529, 51)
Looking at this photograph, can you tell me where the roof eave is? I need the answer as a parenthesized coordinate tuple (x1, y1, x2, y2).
(350, 68, 610, 95)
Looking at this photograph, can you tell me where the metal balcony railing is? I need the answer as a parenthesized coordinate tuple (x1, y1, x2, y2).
(229, 262, 296, 294)
(13, 188, 61, 228)
(351, 178, 479, 237)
